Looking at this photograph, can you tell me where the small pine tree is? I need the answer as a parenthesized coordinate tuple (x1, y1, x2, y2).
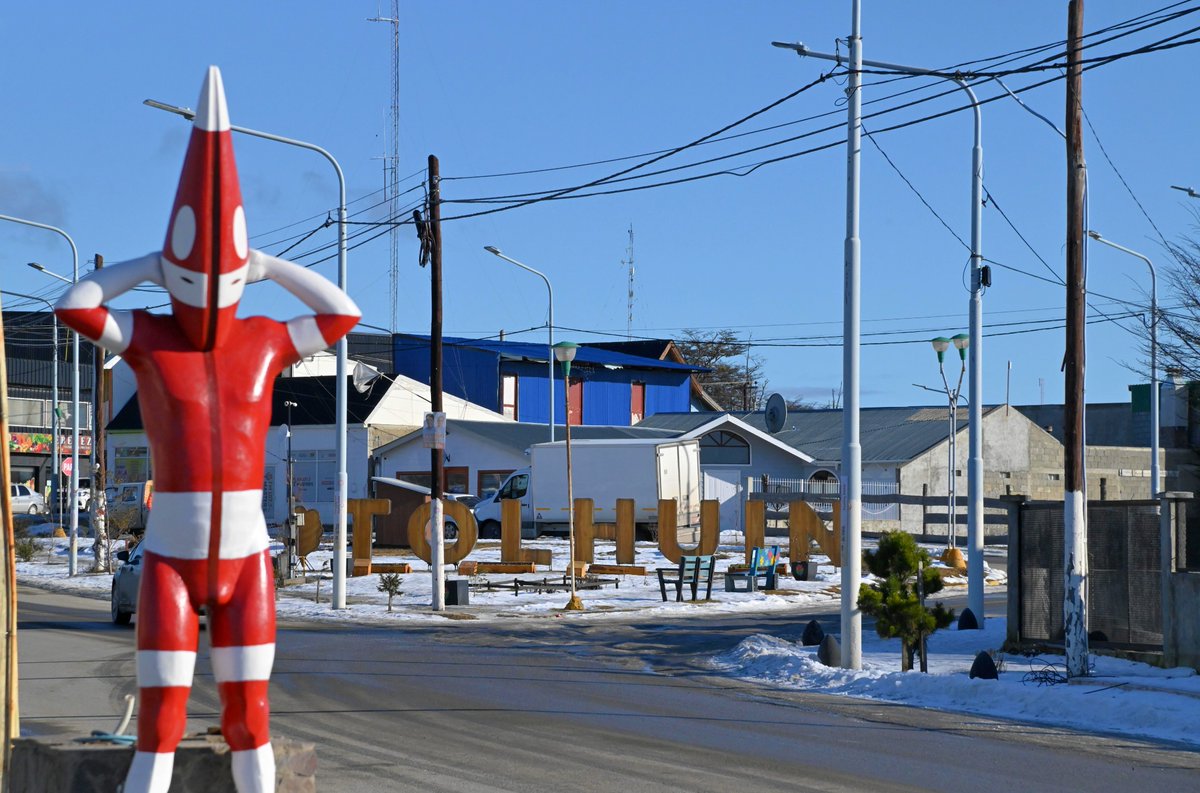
(377, 573, 402, 613)
(857, 531, 955, 671)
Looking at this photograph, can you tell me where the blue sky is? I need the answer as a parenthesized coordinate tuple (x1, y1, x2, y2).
(2, 2, 1197, 410)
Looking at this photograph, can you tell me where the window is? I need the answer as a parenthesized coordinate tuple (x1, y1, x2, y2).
(478, 470, 514, 499)
(445, 466, 470, 495)
(699, 430, 750, 465)
(113, 446, 150, 484)
(630, 382, 645, 424)
(499, 473, 529, 500)
(394, 471, 433, 490)
(501, 374, 518, 420)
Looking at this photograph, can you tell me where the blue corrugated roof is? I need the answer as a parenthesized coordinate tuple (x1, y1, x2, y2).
(396, 334, 706, 372)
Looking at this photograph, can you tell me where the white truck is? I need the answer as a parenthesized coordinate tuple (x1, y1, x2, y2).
(472, 438, 701, 539)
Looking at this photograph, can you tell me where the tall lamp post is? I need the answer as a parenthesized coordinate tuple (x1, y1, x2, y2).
(1087, 231, 1159, 496)
(144, 98, 352, 610)
(931, 335, 969, 559)
(483, 246, 555, 441)
(2, 290, 61, 525)
(284, 399, 298, 580)
(553, 341, 583, 612)
(2, 218, 81, 577)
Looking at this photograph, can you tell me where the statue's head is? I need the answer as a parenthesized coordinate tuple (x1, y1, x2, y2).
(161, 66, 248, 350)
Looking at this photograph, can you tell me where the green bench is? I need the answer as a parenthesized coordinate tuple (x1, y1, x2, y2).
(656, 554, 715, 602)
(724, 545, 781, 592)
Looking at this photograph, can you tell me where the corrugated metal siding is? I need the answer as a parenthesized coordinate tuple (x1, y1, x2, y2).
(394, 335, 500, 409)
(645, 376, 691, 417)
(515, 363, 550, 424)
(582, 377, 630, 425)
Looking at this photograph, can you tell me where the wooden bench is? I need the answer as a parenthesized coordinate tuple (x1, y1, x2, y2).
(724, 545, 781, 592)
(656, 554, 715, 602)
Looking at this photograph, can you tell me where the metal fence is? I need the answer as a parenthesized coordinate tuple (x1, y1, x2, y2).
(747, 476, 900, 521)
(1012, 499, 1162, 648)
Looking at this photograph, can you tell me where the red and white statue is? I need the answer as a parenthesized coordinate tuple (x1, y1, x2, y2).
(56, 67, 359, 792)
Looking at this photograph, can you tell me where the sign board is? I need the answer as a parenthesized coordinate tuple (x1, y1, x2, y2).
(422, 412, 447, 450)
(60, 457, 73, 477)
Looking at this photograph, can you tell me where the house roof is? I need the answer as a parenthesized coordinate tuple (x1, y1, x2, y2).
(1014, 402, 1140, 447)
(108, 375, 389, 431)
(680, 413, 814, 463)
(394, 334, 707, 372)
(373, 418, 680, 457)
(638, 406, 996, 464)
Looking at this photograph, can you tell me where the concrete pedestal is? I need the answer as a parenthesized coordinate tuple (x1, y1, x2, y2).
(10, 734, 316, 792)
(445, 577, 469, 605)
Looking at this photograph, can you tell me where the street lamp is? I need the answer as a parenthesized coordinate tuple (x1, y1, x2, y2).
(2, 290, 62, 525)
(931, 334, 968, 561)
(284, 399, 298, 579)
(1088, 231, 1159, 496)
(1171, 185, 1198, 199)
(552, 340, 583, 612)
(2, 217, 81, 577)
(775, 36, 988, 665)
(483, 246, 555, 441)
(144, 97, 352, 610)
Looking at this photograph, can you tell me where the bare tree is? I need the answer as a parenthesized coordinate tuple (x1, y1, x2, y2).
(1157, 215, 1200, 381)
(676, 329, 764, 411)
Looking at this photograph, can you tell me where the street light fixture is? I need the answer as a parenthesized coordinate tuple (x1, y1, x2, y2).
(1171, 185, 1198, 199)
(2, 217, 81, 577)
(1087, 230, 1159, 497)
(552, 341, 583, 611)
(484, 246, 555, 442)
(931, 334, 968, 561)
(144, 97, 353, 610)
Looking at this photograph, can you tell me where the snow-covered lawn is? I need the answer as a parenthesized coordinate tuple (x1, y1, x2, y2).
(709, 615, 1200, 748)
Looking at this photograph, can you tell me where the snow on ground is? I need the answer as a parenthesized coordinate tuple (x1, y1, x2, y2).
(15, 527, 1197, 748)
(709, 615, 1200, 748)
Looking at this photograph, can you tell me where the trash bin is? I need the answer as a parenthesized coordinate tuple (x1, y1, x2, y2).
(445, 578, 469, 606)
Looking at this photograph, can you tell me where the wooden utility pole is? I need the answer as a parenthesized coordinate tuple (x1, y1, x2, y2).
(1064, 0, 1089, 678)
(0, 293, 19, 788)
(428, 154, 446, 611)
(91, 254, 109, 572)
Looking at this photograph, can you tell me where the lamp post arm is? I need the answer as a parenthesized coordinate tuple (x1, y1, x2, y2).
(487, 249, 556, 440)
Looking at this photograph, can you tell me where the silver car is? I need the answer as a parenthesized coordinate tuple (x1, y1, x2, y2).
(110, 543, 143, 625)
(10, 484, 46, 515)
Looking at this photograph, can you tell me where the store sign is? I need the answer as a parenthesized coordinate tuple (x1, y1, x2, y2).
(8, 432, 93, 455)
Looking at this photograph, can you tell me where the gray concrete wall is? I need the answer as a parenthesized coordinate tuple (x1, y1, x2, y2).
(1167, 572, 1200, 669)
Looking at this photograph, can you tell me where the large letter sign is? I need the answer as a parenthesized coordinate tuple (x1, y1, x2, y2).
(55, 68, 359, 792)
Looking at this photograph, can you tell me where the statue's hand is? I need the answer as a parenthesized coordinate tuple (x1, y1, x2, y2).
(246, 250, 273, 284)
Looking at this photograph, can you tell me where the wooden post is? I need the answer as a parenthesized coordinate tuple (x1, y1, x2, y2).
(744, 499, 765, 563)
(614, 498, 635, 564)
(574, 498, 595, 564)
(0, 291, 19, 785)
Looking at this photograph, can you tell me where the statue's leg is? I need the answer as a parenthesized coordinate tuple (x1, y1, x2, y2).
(125, 551, 200, 793)
(210, 549, 276, 793)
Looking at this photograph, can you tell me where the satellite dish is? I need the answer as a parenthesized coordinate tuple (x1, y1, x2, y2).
(765, 393, 787, 433)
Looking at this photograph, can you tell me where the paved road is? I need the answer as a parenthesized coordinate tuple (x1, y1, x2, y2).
(17, 586, 1200, 792)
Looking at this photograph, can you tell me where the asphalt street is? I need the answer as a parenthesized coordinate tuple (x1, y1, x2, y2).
(16, 585, 1200, 792)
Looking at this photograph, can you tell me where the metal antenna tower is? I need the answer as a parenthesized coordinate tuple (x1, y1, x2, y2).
(622, 224, 634, 338)
(369, 1, 401, 332)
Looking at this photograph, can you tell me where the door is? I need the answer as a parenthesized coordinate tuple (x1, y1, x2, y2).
(567, 379, 583, 425)
(702, 469, 743, 534)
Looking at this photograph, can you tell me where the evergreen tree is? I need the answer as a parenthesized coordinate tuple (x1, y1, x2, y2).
(857, 531, 955, 671)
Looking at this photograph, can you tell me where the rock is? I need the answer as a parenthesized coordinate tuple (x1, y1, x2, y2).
(969, 650, 999, 680)
(940, 547, 966, 572)
(800, 619, 825, 647)
(1088, 629, 1109, 643)
(957, 607, 979, 630)
(817, 634, 841, 667)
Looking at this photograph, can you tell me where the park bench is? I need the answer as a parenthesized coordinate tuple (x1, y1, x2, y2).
(656, 554, 715, 602)
(724, 545, 781, 592)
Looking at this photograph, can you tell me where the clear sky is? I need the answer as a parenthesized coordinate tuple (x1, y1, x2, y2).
(2, 2, 1197, 410)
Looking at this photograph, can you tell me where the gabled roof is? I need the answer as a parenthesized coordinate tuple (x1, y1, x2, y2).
(373, 418, 680, 458)
(394, 334, 707, 372)
(638, 406, 1001, 464)
(677, 413, 814, 463)
(108, 375, 389, 431)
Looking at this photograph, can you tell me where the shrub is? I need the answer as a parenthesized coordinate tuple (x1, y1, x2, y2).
(15, 538, 37, 563)
(377, 573, 402, 612)
(857, 531, 954, 671)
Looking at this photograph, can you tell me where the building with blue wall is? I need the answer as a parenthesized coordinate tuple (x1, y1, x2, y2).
(392, 334, 706, 426)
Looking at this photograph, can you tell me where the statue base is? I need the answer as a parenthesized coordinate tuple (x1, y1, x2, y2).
(10, 734, 316, 792)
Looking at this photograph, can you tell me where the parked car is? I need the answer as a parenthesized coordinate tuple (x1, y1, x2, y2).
(10, 484, 46, 515)
(110, 542, 143, 625)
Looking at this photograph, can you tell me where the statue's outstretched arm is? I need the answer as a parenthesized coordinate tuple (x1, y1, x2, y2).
(54, 253, 162, 354)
